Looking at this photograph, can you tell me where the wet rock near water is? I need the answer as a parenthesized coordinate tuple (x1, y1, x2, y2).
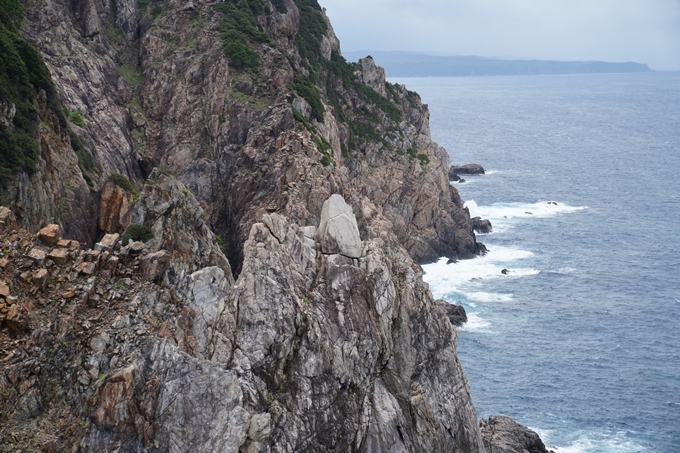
(480, 415, 553, 453)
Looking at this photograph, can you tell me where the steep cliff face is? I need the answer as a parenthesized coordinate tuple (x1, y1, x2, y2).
(0, 191, 483, 452)
(0, 0, 498, 451)
(5, 0, 482, 269)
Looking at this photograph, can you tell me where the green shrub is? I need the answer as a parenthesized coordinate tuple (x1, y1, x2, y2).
(109, 173, 138, 196)
(66, 107, 85, 126)
(293, 0, 327, 62)
(212, 0, 271, 72)
(121, 224, 154, 245)
(271, 0, 287, 13)
(291, 75, 324, 122)
(417, 153, 430, 165)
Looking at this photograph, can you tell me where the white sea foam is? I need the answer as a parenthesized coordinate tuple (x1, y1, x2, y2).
(467, 292, 514, 303)
(458, 313, 491, 331)
(534, 428, 651, 453)
(422, 245, 537, 300)
(465, 200, 587, 233)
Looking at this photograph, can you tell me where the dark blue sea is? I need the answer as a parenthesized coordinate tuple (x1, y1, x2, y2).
(392, 73, 680, 453)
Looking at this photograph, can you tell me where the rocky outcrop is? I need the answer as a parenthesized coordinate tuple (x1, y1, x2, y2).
(0, 196, 485, 451)
(357, 56, 387, 97)
(315, 194, 362, 258)
(480, 416, 552, 453)
(450, 164, 486, 176)
(436, 299, 469, 327)
(472, 217, 493, 234)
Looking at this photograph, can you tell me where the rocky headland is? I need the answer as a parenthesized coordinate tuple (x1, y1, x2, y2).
(1, 0, 542, 450)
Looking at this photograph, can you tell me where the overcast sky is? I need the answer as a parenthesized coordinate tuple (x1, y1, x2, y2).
(320, 0, 680, 71)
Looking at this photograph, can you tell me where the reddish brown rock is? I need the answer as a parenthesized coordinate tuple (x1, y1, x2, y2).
(0, 258, 8, 268)
(0, 281, 9, 297)
(76, 262, 96, 275)
(99, 181, 135, 234)
(5, 304, 29, 335)
(91, 364, 140, 429)
(34, 269, 49, 288)
(38, 224, 62, 246)
(48, 248, 71, 265)
(57, 239, 80, 250)
(95, 233, 120, 252)
(62, 290, 75, 299)
(0, 206, 18, 234)
(27, 248, 46, 264)
(139, 250, 170, 283)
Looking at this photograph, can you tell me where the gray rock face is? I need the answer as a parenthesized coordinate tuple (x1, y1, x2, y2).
(480, 415, 551, 453)
(357, 56, 387, 97)
(316, 194, 363, 258)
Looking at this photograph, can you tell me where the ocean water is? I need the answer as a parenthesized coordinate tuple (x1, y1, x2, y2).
(391, 73, 680, 452)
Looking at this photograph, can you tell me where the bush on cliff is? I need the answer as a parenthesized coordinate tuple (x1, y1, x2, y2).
(121, 224, 154, 245)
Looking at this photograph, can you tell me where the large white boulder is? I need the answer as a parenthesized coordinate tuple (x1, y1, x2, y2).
(316, 194, 362, 258)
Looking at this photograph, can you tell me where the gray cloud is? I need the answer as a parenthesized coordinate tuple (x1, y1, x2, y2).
(320, 0, 680, 70)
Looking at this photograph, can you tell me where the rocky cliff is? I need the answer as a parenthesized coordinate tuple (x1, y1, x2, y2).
(0, 0, 540, 451)
(2, 0, 484, 272)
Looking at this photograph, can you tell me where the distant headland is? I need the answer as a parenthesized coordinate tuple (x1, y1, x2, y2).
(344, 51, 653, 77)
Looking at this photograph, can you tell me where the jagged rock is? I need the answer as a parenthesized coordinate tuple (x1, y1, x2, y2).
(450, 164, 486, 175)
(57, 239, 80, 250)
(34, 269, 49, 288)
(76, 262, 96, 275)
(131, 172, 232, 279)
(47, 248, 71, 265)
(316, 194, 363, 258)
(436, 299, 468, 327)
(472, 217, 493, 234)
(139, 250, 170, 283)
(27, 248, 46, 265)
(95, 233, 120, 252)
(357, 56, 387, 97)
(0, 207, 18, 234)
(5, 305, 29, 335)
(0, 282, 9, 297)
(99, 182, 134, 234)
(480, 415, 550, 453)
(38, 224, 62, 246)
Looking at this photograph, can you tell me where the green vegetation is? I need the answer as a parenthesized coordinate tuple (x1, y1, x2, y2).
(417, 153, 430, 165)
(109, 173, 139, 197)
(290, 75, 324, 121)
(292, 108, 334, 166)
(69, 130, 96, 179)
(64, 107, 85, 126)
(121, 224, 154, 244)
(118, 64, 142, 86)
(137, 0, 150, 14)
(212, 0, 271, 71)
(293, 0, 327, 63)
(0, 1, 97, 186)
(271, 0, 287, 13)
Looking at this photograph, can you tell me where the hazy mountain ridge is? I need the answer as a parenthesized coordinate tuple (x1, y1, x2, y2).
(344, 51, 653, 77)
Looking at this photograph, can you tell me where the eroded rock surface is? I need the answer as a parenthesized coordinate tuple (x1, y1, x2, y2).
(0, 198, 486, 452)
